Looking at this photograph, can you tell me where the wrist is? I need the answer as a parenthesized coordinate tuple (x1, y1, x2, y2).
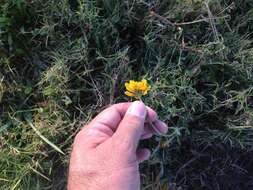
(68, 168, 139, 190)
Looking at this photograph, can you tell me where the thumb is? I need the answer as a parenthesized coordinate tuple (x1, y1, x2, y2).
(112, 101, 147, 152)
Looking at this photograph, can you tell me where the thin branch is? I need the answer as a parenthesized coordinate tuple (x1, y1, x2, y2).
(205, 1, 220, 42)
(150, 11, 175, 26)
(150, 11, 229, 27)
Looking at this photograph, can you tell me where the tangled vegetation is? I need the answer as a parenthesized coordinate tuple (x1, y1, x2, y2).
(1, 0, 253, 189)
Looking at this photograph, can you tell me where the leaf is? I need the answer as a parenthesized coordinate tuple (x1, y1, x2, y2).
(24, 114, 65, 155)
(0, 122, 12, 133)
(0, 17, 9, 23)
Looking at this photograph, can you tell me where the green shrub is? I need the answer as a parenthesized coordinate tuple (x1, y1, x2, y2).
(1, 0, 253, 189)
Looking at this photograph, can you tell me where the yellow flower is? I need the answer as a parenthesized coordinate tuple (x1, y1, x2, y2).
(124, 79, 150, 99)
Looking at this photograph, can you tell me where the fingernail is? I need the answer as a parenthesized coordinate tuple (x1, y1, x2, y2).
(126, 101, 147, 118)
(154, 120, 168, 134)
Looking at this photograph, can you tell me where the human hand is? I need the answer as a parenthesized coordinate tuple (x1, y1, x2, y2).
(68, 101, 168, 190)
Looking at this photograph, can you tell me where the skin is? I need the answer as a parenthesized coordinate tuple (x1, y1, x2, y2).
(68, 101, 168, 190)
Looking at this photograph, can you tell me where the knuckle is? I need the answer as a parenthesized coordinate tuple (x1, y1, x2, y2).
(125, 116, 141, 127)
(112, 136, 134, 153)
(74, 127, 88, 143)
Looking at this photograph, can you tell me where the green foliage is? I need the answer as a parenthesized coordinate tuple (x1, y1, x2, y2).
(1, 0, 253, 189)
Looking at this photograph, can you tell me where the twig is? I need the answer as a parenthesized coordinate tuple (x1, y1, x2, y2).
(217, 2, 233, 32)
(181, 38, 202, 53)
(181, 45, 202, 53)
(150, 11, 229, 27)
(205, 1, 220, 42)
(150, 11, 176, 27)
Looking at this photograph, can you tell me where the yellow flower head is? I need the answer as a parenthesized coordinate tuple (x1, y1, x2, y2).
(125, 79, 150, 99)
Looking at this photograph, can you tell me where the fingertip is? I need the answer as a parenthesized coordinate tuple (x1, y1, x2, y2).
(154, 120, 168, 134)
(126, 101, 147, 119)
(136, 148, 151, 163)
(141, 133, 153, 139)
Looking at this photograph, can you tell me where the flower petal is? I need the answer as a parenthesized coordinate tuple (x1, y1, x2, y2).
(125, 82, 135, 92)
(124, 79, 150, 98)
(125, 91, 134, 97)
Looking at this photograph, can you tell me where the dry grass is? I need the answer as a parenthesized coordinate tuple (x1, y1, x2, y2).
(1, 0, 253, 189)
